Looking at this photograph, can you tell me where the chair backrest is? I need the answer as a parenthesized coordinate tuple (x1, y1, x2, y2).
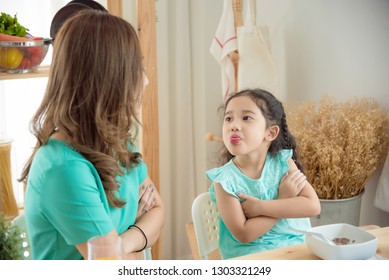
(11, 214, 32, 260)
(191, 192, 220, 260)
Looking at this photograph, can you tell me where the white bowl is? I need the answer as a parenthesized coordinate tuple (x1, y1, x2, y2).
(306, 223, 377, 260)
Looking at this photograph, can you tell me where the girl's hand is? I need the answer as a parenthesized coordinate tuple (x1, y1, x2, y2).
(238, 192, 262, 219)
(278, 169, 307, 199)
(136, 184, 156, 221)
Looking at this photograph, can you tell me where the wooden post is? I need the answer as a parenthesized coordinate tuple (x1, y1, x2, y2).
(231, 0, 243, 92)
(232, 0, 244, 30)
(137, 0, 161, 260)
(107, 0, 122, 17)
(107, 0, 161, 260)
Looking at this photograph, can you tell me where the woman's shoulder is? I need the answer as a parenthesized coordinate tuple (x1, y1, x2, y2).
(36, 138, 80, 159)
(32, 138, 96, 175)
(126, 141, 139, 152)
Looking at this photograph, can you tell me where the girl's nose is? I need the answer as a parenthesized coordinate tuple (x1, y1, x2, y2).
(230, 120, 240, 131)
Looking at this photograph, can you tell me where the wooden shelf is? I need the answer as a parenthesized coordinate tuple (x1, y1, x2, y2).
(0, 65, 50, 81)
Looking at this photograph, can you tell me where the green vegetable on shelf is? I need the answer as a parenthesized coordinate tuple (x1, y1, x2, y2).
(0, 12, 29, 37)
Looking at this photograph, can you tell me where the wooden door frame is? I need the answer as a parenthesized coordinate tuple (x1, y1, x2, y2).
(107, 0, 161, 260)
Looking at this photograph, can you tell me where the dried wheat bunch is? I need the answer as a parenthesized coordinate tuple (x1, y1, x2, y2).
(287, 95, 389, 199)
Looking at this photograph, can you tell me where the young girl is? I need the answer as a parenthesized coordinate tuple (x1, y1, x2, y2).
(206, 89, 320, 259)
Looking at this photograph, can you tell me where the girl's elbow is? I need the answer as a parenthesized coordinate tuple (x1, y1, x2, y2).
(233, 231, 256, 244)
(303, 195, 321, 217)
(310, 201, 321, 216)
(236, 235, 252, 244)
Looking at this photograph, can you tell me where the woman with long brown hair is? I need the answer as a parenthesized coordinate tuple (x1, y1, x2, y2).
(20, 9, 164, 260)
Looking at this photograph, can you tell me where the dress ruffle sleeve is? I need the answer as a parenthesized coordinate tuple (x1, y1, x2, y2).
(207, 166, 240, 201)
(278, 149, 293, 174)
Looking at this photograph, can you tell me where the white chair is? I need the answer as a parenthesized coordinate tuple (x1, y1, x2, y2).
(11, 214, 32, 260)
(191, 192, 220, 260)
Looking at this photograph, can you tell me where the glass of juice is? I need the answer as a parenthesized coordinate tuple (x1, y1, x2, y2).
(87, 233, 122, 260)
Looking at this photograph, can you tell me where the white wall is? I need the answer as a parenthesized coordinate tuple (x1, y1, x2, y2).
(283, 0, 389, 106)
(280, 0, 389, 226)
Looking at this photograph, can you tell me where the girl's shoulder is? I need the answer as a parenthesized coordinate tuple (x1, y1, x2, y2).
(206, 160, 236, 181)
(264, 149, 293, 179)
(207, 160, 248, 201)
(274, 149, 293, 160)
(267, 149, 293, 166)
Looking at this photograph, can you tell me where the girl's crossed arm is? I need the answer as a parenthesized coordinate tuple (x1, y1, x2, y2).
(214, 183, 278, 244)
(239, 159, 320, 219)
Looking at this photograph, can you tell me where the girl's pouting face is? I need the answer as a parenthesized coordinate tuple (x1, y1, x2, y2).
(222, 96, 270, 157)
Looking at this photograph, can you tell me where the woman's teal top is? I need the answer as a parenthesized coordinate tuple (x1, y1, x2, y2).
(24, 138, 147, 259)
(207, 149, 310, 259)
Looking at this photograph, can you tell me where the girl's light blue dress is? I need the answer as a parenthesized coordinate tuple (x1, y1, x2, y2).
(207, 149, 311, 259)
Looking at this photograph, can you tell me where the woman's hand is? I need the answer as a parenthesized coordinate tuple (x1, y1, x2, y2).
(121, 176, 164, 255)
(278, 169, 307, 199)
(136, 184, 156, 222)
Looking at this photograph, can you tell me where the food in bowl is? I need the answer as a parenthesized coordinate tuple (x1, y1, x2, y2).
(332, 237, 355, 245)
(0, 12, 51, 73)
(0, 38, 51, 73)
(306, 223, 377, 260)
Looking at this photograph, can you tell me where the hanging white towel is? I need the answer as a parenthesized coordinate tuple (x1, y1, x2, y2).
(210, 0, 238, 102)
(374, 150, 389, 212)
(237, 0, 279, 97)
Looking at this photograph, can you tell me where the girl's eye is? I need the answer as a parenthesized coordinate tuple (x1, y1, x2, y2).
(225, 116, 232, 122)
(243, 115, 252, 120)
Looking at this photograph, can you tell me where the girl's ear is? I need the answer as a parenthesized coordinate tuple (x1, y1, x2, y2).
(266, 125, 279, 141)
